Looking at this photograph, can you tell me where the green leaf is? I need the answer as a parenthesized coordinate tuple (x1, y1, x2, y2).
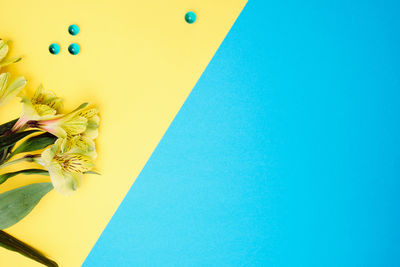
(0, 130, 37, 152)
(0, 183, 53, 230)
(0, 169, 49, 185)
(10, 132, 57, 158)
(0, 119, 18, 136)
(0, 168, 97, 186)
(0, 230, 58, 267)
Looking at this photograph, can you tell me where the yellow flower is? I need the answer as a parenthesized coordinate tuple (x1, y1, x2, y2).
(32, 103, 92, 138)
(47, 107, 100, 158)
(0, 73, 27, 107)
(0, 39, 22, 70)
(41, 139, 94, 196)
(13, 85, 63, 131)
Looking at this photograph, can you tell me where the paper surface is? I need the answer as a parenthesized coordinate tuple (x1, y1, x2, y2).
(0, 0, 247, 266)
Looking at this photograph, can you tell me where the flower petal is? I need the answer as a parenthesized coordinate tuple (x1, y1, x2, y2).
(0, 56, 22, 68)
(49, 167, 81, 196)
(62, 116, 88, 136)
(0, 76, 27, 107)
(78, 108, 100, 139)
(68, 136, 97, 159)
(0, 73, 10, 97)
(41, 145, 57, 167)
(0, 40, 9, 62)
(55, 153, 94, 173)
(78, 108, 98, 119)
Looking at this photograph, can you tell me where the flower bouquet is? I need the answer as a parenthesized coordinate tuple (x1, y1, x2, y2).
(0, 39, 100, 266)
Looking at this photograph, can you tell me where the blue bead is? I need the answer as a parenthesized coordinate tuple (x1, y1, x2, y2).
(68, 43, 80, 55)
(68, 24, 80, 36)
(49, 43, 60, 55)
(185, 11, 197, 24)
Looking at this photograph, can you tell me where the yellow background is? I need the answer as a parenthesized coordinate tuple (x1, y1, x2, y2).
(0, 0, 246, 266)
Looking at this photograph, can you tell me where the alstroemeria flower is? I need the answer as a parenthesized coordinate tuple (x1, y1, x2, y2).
(41, 139, 94, 195)
(12, 85, 63, 131)
(31, 102, 91, 138)
(0, 39, 22, 70)
(0, 73, 27, 107)
(56, 107, 99, 159)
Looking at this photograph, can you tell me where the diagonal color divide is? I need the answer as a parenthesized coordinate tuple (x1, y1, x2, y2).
(0, 0, 247, 266)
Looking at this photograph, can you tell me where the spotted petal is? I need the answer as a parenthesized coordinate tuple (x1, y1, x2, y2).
(32, 85, 63, 112)
(54, 153, 94, 173)
(41, 140, 94, 196)
(63, 136, 97, 159)
(78, 108, 100, 139)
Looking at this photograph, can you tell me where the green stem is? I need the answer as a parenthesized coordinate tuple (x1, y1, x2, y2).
(0, 157, 28, 169)
(0, 155, 39, 169)
(0, 230, 58, 267)
(0, 149, 8, 165)
(0, 169, 50, 185)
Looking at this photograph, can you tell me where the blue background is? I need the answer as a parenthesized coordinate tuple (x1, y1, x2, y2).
(84, 0, 400, 266)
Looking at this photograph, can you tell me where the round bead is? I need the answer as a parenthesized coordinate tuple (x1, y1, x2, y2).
(68, 43, 80, 55)
(185, 11, 197, 24)
(68, 24, 80, 36)
(49, 43, 60, 55)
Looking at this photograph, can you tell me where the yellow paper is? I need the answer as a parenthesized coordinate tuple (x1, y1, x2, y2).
(0, 0, 247, 265)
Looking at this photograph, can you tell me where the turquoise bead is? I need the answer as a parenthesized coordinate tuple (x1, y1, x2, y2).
(49, 43, 60, 55)
(68, 43, 80, 55)
(68, 24, 80, 36)
(185, 11, 197, 24)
